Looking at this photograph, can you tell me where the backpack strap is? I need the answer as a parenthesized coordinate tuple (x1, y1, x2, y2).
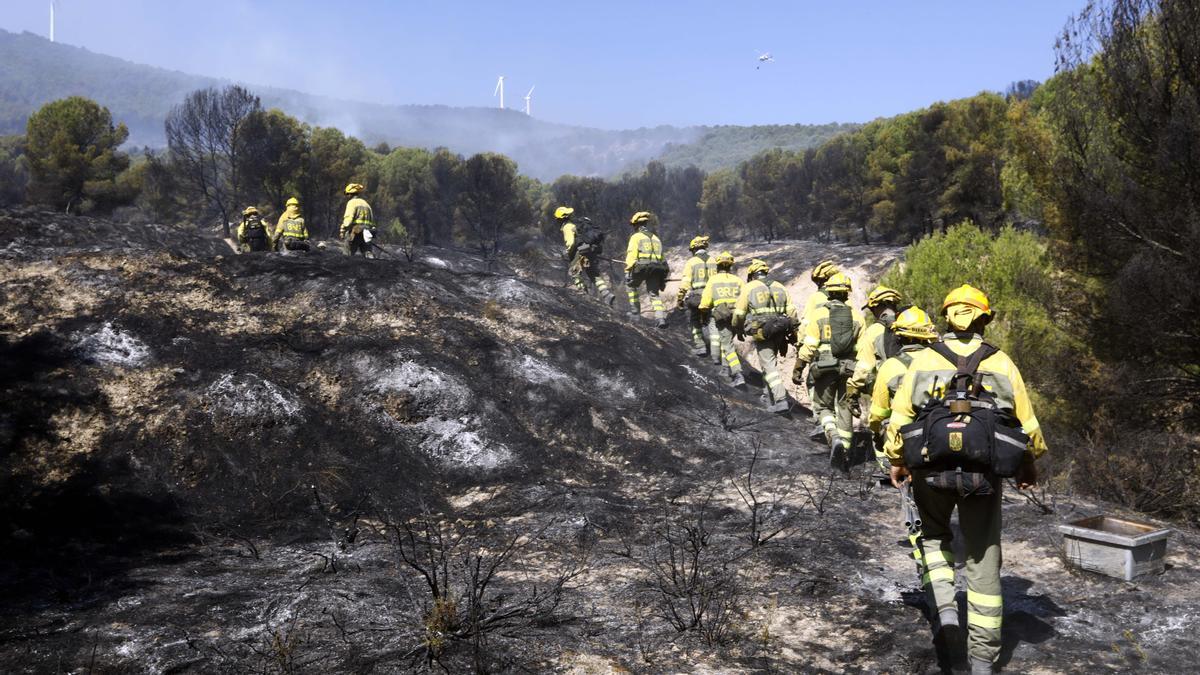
(930, 341, 999, 397)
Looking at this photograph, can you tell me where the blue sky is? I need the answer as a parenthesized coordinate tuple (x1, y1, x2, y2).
(3, 1, 1084, 129)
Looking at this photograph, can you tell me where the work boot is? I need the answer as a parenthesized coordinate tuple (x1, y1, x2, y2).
(605, 293, 616, 307)
(808, 425, 826, 441)
(931, 610, 969, 667)
(768, 398, 790, 414)
(730, 373, 745, 388)
(829, 437, 849, 474)
(655, 311, 668, 329)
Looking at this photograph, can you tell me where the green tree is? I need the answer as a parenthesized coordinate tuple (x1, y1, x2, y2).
(300, 126, 371, 238)
(0, 135, 28, 207)
(698, 169, 743, 240)
(24, 96, 130, 213)
(880, 222, 1074, 404)
(454, 152, 532, 255)
(237, 108, 307, 210)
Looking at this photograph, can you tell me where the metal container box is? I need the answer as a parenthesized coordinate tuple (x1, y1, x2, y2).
(1057, 515, 1171, 581)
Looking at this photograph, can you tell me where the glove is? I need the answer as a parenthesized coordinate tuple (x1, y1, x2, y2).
(625, 272, 634, 286)
(847, 395, 863, 419)
(1015, 455, 1038, 490)
(792, 360, 808, 385)
(734, 329, 745, 342)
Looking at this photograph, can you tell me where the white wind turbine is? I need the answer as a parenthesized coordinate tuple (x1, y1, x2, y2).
(49, 1, 57, 42)
(523, 85, 535, 116)
(493, 75, 505, 109)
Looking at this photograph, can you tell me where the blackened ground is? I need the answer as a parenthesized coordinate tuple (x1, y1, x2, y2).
(0, 208, 1197, 673)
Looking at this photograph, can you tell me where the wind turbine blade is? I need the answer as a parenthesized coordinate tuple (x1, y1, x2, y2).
(526, 85, 535, 97)
(494, 78, 501, 96)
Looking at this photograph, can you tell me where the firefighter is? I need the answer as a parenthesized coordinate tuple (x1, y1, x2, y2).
(846, 286, 904, 423)
(624, 211, 668, 328)
(676, 235, 719, 356)
(866, 306, 937, 470)
(800, 259, 841, 434)
(733, 259, 798, 413)
(698, 251, 745, 387)
(236, 206, 270, 252)
(560, 207, 615, 306)
(274, 197, 310, 254)
(792, 272, 869, 471)
(885, 284, 1047, 674)
(340, 183, 375, 258)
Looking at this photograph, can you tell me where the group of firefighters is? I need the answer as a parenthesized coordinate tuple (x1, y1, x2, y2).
(234, 184, 1046, 673)
(556, 205, 1047, 674)
(234, 183, 376, 257)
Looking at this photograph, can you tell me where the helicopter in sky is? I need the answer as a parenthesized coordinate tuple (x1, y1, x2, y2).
(756, 51, 774, 69)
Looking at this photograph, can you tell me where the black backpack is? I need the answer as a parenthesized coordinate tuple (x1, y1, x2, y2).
(243, 216, 266, 241)
(575, 218, 605, 254)
(899, 342, 1029, 477)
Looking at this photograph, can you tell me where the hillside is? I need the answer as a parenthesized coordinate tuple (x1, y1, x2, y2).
(656, 122, 860, 172)
(0, 30, 847, 180)
(1, 208, 1197, 672)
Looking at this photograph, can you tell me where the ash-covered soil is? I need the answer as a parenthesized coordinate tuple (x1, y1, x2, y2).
(1, 209, 1197, 673)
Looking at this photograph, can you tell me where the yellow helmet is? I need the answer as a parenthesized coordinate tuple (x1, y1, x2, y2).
(891, 307, 938, 341)
(344, 183, 365, 195)
(824, 272, 852, 294)
(242, 206, 259, 216)
(714, 251, 735, 269)
(286, 197, 300, 207)
(811, 260, 839, 284)
(747, 259, 770, 277)
(554, 206, 574, 220)
(941, 284, 992, 316)
(866, 286, 902, 308)
(630, 211, 653, 226)
(689, 235, 711, 251)
(942, 284, 993, 331)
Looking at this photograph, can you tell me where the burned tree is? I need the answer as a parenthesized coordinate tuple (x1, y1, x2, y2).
(165, 85, 261, 235)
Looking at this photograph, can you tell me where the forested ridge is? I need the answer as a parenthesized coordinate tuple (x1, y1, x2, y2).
(0, 29, 847, 180)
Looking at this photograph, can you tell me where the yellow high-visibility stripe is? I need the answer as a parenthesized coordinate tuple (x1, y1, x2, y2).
(967, 590, 1003, 608)
(870, 404, 891, 418)
(967, 612, 1003, 629)
(923, 548, 953, 565)
(921, 566, 955, 584)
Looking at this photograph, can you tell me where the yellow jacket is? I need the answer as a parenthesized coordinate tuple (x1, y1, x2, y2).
(850, 321, 889, 391)
(624, 228, 663, 272)
(699, 271, 743, 313)
(801, 288, 829, 331)
(340, 196, 374, 238)
(274, 206, 303, 241)
(796, 301, 869, 367)
(678, 253, 719, 304)
(733, 278, 797, 330)
(868, 344, 926, 435)
(681, 254, 718, 291)
(883, 334, 1048, 466)
(561, 221, 577, 251)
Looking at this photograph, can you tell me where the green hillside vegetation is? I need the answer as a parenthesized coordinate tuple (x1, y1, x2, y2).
(656, 122, 858, 171)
